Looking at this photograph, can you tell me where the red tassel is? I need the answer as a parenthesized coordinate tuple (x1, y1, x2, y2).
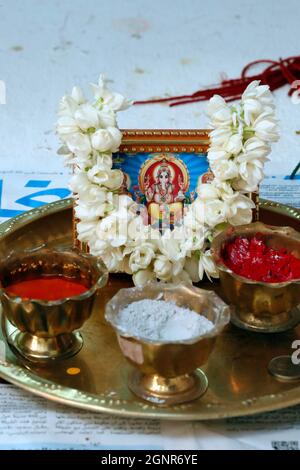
(134, 55, 300, 107)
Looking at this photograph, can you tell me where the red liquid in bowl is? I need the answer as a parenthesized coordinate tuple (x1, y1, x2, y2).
(5, 276, 89, 301)
(222, 234, 300, 283)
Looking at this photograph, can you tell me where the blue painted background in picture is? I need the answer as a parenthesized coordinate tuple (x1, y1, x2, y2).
(113, 152, 211, 203)
(112, 151, 211, 228)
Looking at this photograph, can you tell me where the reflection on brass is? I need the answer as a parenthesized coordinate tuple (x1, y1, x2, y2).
(0, 247, 108, 362)
(129, 368, 208, 406)
(211, 222, 300, 333)
(1, 199, 300, 419)
(105, 283, 230, 406)
(268, 355, 300, 382)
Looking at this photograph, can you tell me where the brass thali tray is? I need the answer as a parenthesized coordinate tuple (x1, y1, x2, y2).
(0, 198, 300, 420)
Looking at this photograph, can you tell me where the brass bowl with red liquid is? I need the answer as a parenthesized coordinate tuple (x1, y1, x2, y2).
(0, 247, 108, 362)
(211, 222, 300, 333)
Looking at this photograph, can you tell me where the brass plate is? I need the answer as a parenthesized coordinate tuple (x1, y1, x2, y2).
(0, 198, 300, 420)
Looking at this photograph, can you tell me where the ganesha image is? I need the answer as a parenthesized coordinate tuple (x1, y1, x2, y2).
(138, 154, 190, 227)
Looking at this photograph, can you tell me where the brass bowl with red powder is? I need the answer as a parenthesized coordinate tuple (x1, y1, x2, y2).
(0, 248, 108, 362)
(211, 222, 300, 333)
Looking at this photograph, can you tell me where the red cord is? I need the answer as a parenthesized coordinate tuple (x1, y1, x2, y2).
(134, 55, 300, 107)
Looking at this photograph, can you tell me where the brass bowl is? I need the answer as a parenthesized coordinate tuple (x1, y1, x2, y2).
(211, 222, 300, 333)
(0, 247, 108, 362)
(105, 282, 230, 406)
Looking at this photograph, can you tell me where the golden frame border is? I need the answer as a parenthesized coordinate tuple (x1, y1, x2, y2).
(119, 129, 210, 154)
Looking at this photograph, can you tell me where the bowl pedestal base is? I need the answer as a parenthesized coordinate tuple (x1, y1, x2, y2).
(230, 306, 300, 333)
(128, 369, 208, 406)
(2, 316, 83, 363)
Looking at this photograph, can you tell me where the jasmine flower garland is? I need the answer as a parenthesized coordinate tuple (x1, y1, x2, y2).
(56, 77, 279, 286)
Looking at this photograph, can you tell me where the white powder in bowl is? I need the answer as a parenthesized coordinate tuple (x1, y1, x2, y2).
(115, 299, 214, 342)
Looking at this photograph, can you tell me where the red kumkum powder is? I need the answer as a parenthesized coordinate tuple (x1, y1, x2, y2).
(5, 276, 89, 301)
(222, 234, 300, 283)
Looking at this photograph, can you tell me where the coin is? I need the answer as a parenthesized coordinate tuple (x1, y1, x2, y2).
(268, 355, 300, 382)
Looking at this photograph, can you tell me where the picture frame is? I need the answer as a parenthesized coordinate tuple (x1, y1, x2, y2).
(74, 129, 211, 250)
(75, 129, 257, 252)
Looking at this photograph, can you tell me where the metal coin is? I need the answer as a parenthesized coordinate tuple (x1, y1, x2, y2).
(268, 355, 300, 382)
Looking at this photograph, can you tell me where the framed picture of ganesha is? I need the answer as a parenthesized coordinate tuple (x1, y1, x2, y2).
(113, 130, 211, 229)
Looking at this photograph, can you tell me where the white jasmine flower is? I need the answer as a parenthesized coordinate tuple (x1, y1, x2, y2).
(182, 206, 199, 233)
(197, 182, 220, 200)
(58, 95, 78, 118)
(242, 81, 275, 108)
(153, 255, 174, 281)
(87, 167, 123, 190)
(133, 269, 156, 287)
(71, 86, 85, 105)
(225, 193, 255, 225)
(76, 219, 97, 243)
(69, 172, 100, 196)
(66, 132, 92, 159)
(91, 75, 132, 111)
(211, 159, 239, 181)
(101, 247, 124, 271)
(207, 95, 234, 127)
(224, 133, 243, 155)
(242, 98, 264, 126)
(242, 137, 271, 160)
(209, 127, 233, 147)
(251, 111, 279, 142)
(235, 153, 265, 191)
(190, 198, 205, 226)
(56, 115, 78, 139)
(91, 127, 122, 152)
(114, 194, 135, 210)
(104, 170, 124, 190)
(94, 153, 113, 171)
(198, 250, 219, 281)
(95, 207, 132, 247)
(98, 108, 117, 128)
(89, 236, 110, 255)
(207, 148, 231, 164)
(127, 215, 149, 242)
(159, 228, 189, 262)
(128, 243, 155, 273)
(74, 103, 100, 130)
(182, 209, 206, 251)
(75, 200, 113, 221)
(204, 199, 226, 227)
(241, 80, 276, 126)
(153, 254, 183, 282)
(215, 181, 235, 198)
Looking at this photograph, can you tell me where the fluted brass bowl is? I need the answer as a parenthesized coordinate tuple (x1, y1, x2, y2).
(211, 222, 300, 333)
(0, 247, 108, 362)
(105, 283, 230, 406)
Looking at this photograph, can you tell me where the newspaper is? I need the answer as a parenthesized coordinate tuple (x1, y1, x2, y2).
(0, 170, 300, 450)
(0, 170, 71, 223)
(260, 176, 300, 208)
(0, 385, 201, 450)
(194, 408, 300, 450)
(1, 385, 300, 450)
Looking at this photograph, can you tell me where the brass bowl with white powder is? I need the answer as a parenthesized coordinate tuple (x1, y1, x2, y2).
(105, 282, 230, 406)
